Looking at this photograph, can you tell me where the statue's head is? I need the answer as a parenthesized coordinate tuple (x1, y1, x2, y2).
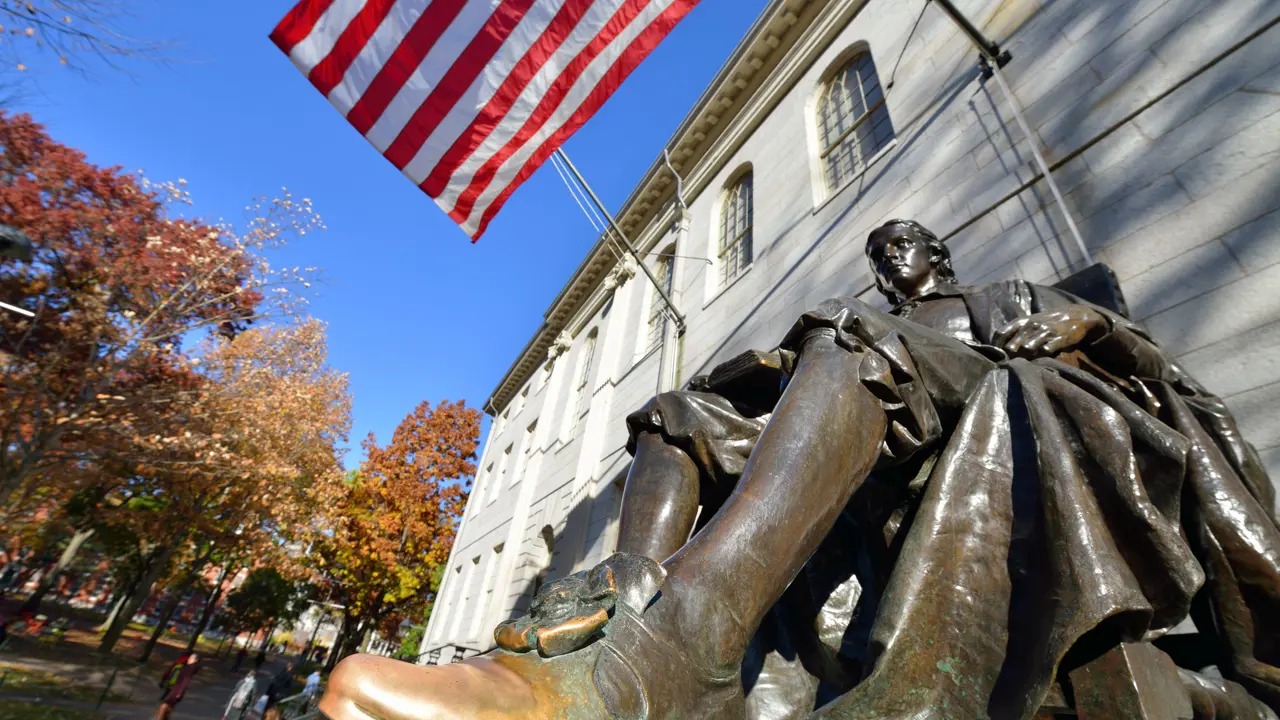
(865, 219, 956, 304)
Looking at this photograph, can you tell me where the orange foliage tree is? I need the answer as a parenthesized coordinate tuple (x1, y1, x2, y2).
(316, 400, 481, 665)
(99, 318, 353, 654)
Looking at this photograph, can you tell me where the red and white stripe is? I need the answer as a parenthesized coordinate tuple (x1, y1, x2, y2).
(272, 0, 700, 240)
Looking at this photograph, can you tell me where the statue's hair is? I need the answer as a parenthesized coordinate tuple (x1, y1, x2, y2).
(865, 219, 957, 302)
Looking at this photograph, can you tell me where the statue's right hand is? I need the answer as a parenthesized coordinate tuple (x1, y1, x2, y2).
(993, 306, 1108, 359)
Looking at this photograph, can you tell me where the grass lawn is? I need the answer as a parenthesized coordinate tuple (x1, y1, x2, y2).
(0, 665, 128, 703)
(0, 701, 106, 720)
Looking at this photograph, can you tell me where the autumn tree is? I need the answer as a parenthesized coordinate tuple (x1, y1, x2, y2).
(156, 319, 353, 654)
(316, 400, 481, 667)
(0, 114, 361, 662)
(96, 318, 352, 655)
(0, 111, 323, 515)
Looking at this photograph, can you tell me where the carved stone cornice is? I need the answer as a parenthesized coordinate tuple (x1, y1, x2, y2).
(603, 256, 637, 292)
(547, 331, 574, 362)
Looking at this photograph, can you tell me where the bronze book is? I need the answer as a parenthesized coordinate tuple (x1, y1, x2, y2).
(705, 349, 787, 406)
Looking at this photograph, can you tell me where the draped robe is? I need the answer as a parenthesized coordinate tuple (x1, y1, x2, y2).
(622, 281, 1280, 718)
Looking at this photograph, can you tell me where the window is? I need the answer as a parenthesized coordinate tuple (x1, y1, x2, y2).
(719, 173, 753, 286)
(511, 421, 537, 487)
(449, 557, 480, 637)
(646, 246, 676, 349)
(469, 544, 503, 640)
(572, 331, 598, 433)
(476, 462, 493, 501)
(491, 446, 512, 503)
(430, 565, 464, 643)
(817, 51, 894, 193)
(513, 385, 528, 417)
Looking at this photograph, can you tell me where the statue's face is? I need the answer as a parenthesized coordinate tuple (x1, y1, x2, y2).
(867, 225, 937, 299)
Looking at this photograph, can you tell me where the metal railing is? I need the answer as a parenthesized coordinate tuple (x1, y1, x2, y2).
(277, 691, 321, 719)
(235, 690, 322, 720)
(416, 643, 486, 665)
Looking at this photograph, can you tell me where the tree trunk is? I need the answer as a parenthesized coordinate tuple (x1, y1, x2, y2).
(98, 542, 175, 655)
(184, 564, 230, 654)
(258, 620, 279, 653)
(97, 572, 141, 633)
(324, 613, 351, 673)
(138, 548, 214, 662)
(19, 527, 94, 616)
(138, 580, 191, 662)
(333, 616, 366, 667)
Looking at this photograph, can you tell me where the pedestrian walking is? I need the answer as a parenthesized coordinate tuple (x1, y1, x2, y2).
(222, 670, 258, 720)
(301, 668, 321, 712)
(158, 653, 192, 701)
(262, 661, 295, 720)
(155, 653, 201, 720)
(253, 648, 267, 671)
(231, 645, 248, 672)
(302, 668, 321, 699)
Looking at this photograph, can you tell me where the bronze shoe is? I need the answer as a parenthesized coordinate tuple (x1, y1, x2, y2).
(320, 553, 745, 719)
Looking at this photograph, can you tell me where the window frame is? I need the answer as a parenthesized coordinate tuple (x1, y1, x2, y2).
(718, 170, 754, 288)
(511, 420, 537, 488)
(490, 445, 512, 504)
(645, 245, 677, 350)
(571, 330, 598, 435)
(814, 49, 895, 197)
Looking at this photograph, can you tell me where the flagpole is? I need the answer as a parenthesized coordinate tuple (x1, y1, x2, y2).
(554, 148, 686, 334)
(0, 301, 34, 317)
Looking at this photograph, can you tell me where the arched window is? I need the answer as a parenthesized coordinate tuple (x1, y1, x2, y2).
(817, 51, 894, 193)
(646, 245, 676, 348)
(719, 171, 753, 286)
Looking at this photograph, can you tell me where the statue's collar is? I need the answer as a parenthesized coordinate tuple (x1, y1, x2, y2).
(893, 282, 968, 309)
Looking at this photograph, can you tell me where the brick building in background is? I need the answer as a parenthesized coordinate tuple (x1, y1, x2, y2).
(420, 0, 1280, 664)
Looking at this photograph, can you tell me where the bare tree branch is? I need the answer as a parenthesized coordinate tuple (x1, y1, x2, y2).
(0, 0, 167, 75)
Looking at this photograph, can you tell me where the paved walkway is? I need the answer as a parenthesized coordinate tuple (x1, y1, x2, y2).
(0, 654, 303, 718)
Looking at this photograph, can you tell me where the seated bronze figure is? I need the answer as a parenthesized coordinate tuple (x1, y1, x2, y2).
(321, 220, 1280, 719)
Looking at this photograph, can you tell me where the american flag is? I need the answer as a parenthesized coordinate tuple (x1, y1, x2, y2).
(272, 0, 700, 240)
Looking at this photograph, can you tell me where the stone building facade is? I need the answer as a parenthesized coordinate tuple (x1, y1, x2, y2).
(420, 0, 1280, 664)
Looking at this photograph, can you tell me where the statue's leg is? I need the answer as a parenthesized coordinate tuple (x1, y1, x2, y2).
(638, 330, 888, 682)
(618, 389, 768, 562)
(319, 331, 889, 720)
(616, 432, 701, 562)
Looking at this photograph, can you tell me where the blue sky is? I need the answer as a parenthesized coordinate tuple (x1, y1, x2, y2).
(7, 0, 770, 468)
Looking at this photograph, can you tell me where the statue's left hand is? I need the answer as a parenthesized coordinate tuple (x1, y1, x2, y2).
(993, 306, 1109, 358)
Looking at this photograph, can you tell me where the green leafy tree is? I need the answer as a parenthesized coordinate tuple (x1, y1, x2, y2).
(395, 625, 424, 661)
(222, 567, 305, 645)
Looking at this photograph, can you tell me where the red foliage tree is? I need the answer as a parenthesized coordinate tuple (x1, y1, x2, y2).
(0, 111, 320, 512)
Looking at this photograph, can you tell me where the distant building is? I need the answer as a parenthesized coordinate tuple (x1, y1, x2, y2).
(292, 603, 341, 654)
(421, 0, 1280, 664)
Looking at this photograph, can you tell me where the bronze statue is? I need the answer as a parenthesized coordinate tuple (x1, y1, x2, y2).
(320, 220, 1280, 719)
(0, 224, 33, 262)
